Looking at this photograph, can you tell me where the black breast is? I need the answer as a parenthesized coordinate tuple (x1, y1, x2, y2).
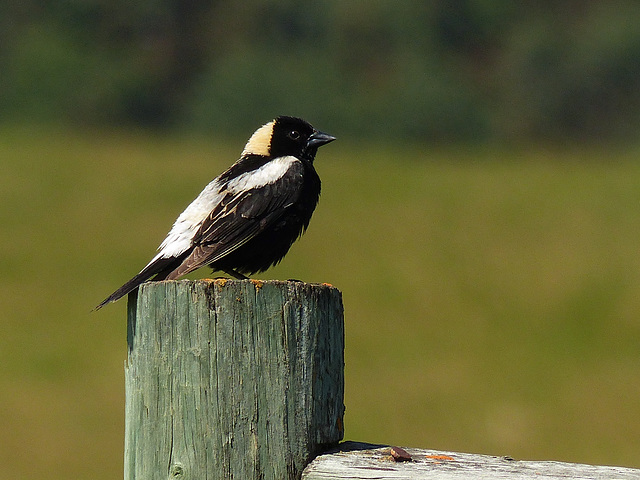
(211, 159, 321, 275)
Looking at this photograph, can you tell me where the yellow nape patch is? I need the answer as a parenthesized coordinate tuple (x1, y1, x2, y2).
(242, 121, 274, 157)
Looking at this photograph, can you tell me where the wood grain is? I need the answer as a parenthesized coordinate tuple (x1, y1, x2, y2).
(302, 442, 640, 479)
(124, 279, 345, 480)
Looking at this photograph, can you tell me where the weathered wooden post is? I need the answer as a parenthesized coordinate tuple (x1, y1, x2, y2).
(124, 279, 344, 480)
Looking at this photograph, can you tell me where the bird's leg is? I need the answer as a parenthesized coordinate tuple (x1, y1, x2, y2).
(224, 268, 249, 280)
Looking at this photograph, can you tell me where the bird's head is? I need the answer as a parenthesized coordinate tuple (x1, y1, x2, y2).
(242, 116, 335, 161)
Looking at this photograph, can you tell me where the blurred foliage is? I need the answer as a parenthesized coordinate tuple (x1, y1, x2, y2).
(2, 0, 640, 142)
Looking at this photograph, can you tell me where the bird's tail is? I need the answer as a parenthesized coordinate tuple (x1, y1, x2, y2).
(94, 257, 177, 310)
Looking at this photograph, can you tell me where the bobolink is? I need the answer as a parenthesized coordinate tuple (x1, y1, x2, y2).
(97, 116, 335, 309)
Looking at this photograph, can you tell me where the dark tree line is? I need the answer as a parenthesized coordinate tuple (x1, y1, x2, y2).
(2, 1, 640, 142)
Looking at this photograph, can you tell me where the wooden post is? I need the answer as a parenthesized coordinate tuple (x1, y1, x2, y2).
(124, 279, 345, 480)
(301, 442, 640, 479)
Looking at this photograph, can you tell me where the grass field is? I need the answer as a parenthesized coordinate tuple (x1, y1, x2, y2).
(1, 125, 639, 479)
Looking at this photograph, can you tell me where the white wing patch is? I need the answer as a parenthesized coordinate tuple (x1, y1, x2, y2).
(147, 179, 225, 263)
(228, 156, 298, 193)
(142, 155, 298, 269)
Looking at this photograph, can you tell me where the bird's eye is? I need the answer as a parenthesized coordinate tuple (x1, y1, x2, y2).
(287, 130, 300, 140)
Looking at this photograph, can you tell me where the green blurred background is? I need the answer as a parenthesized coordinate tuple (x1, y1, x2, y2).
(2, 2, 640, 478)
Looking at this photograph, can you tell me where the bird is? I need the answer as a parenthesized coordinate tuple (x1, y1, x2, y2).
(96, 116, 335, 309)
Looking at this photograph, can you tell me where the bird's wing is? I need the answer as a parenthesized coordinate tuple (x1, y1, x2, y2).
(165, 161, 305, 279)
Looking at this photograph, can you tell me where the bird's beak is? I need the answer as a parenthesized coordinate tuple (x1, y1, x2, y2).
(307, 131, 336, 149)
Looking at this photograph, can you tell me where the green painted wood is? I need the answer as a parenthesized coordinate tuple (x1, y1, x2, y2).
(124, 279, 345, 480)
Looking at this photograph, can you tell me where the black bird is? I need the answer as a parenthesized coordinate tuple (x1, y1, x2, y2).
(97, 116, 335, 309)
